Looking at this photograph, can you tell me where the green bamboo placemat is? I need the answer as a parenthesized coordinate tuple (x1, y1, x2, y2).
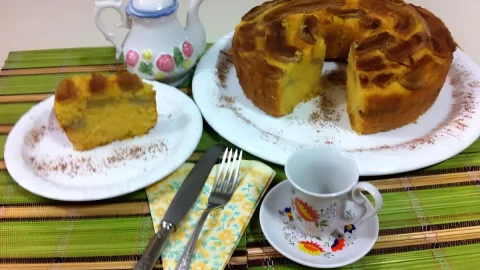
(1, 46, 479, 270)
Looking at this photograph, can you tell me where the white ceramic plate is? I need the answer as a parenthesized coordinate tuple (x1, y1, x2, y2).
(193, 32, 480, 176)
(260, 180, 379, 268)
(4, 81, 203, 201)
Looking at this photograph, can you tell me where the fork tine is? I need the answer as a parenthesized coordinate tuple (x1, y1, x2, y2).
(219, 148, 233, 193)
(223, 149, 238, 193)
(212, 148, 229, 193)
(229, 150, 243, 194)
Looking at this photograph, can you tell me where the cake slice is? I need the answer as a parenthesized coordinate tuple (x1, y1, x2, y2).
(54, 71, 158, 151)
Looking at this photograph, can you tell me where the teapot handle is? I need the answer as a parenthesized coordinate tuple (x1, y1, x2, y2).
(94, 0, 130, 60)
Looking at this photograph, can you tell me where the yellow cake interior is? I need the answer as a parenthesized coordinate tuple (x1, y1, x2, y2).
(273, 14, 328, 115)
(54, 71, 158, 151)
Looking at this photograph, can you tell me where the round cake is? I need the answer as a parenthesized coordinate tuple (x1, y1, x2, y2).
(231, 0, 456, 134)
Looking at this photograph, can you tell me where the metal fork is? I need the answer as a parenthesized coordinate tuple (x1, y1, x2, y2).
(174, 148, 243, 270)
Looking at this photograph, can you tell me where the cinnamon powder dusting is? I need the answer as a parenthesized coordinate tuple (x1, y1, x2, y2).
(27, 140, 167, 177)
(217, 95, 251, 123)
(24, 124, 58, 148)
(450, 70, 473, 87)
(216, 49, 233, 88)
(305, 68, 347, 144)
(468, 81, 480, 88)
(217, 95, 255, 126)
(309, 92, 342, 129)
(216, 94, 287, 147)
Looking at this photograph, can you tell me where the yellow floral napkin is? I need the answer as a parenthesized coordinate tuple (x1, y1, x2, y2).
(145, 160, 276, 270)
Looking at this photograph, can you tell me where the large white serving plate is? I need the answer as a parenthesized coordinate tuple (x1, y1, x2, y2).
(4, 80, 203, 201)
(192, 32, 480, 176)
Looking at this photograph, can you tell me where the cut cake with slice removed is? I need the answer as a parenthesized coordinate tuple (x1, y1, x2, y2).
(231, 0, 456, 134)
(53, 71, 158, 151)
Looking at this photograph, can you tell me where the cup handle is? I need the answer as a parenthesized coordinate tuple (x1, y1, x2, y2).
(341, 182, 383, 226)
(94, 0, 130, 59)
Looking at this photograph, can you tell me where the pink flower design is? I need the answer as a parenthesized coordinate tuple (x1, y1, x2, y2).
(156, 54, 175, 73)
(125, 50, 139, 67)
(182, 41, 194, 58)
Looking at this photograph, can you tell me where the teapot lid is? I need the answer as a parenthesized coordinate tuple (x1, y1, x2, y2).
(126, 0, 179, 18)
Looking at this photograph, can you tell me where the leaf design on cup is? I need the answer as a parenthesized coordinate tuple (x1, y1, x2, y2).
(294, 197, 320, 222)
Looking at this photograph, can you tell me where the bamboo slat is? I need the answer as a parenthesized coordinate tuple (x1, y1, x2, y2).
(0, 125, 9, 135)
(0, 261, 143, 270)
(0, 65, 125, 76)
(373, 171, 480, 190)
(0, 256, 247, 270)
(0, 261, 164, 270)
(0, 202, 150, 219)
(247, 226, 480, 261)
(0, 126, 9, 134)
(0, 94, 51, 104)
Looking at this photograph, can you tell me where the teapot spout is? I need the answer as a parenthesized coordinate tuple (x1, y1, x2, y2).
(185, 0, 206, 58)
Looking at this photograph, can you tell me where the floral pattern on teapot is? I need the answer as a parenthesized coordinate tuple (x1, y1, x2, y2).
(94, 0, 206, 87)
(123, 41, 195, 81)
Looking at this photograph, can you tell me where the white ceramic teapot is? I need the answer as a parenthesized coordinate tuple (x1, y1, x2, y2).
(94, 0, 206, 86)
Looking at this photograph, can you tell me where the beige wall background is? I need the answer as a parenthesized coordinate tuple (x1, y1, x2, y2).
(0, 0, 479, 66)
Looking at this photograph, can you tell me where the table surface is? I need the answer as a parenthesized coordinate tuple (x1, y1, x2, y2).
(0, 45, 480, 269)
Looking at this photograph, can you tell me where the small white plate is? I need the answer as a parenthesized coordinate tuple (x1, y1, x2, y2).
(192, 32, 480, 176)
(260, 180, 379, 269)
(4, 80, 203, 201)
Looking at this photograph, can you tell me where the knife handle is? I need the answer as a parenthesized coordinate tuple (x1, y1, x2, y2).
(134, 221, 175, 270)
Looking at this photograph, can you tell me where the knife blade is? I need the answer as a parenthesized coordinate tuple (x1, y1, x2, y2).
(134, 144, 226, 270)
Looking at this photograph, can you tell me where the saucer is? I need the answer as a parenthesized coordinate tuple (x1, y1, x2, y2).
(259, 180, 379, 268)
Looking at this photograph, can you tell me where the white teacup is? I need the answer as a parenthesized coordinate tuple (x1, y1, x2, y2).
(285, 146, 383, 238)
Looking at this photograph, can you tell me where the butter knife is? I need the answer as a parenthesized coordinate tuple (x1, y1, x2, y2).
(133, 144, 226, 270)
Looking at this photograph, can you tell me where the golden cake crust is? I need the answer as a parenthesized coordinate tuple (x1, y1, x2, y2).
(54, 72, 158, 151)
(232, 0, 456, 134)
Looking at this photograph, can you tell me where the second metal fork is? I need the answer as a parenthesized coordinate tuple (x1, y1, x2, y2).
(174, 147, 243, 270)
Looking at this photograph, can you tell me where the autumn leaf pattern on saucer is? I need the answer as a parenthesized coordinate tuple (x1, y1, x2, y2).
(294, 197, 320, 222)
(279, 206, 357, 258)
